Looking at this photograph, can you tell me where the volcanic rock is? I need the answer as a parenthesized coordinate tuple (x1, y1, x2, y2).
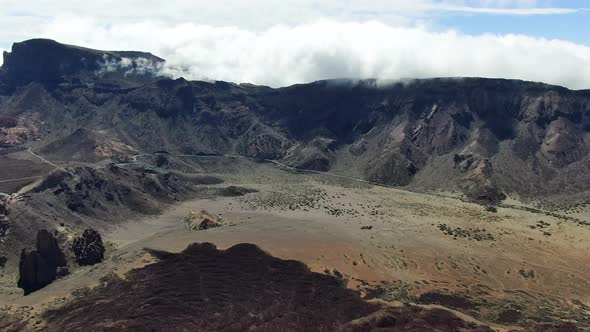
(0, 202, 7, 217)
(1, 38, 163, 90)
(2, 41, 589, 201)
(42, 242, 494, 331)
(72, 228, 105, 266)
(36, 229, 67, 268)
(216, 185, 258, 197)
(184, 210, 222, 230)
(0, 219, 8, 239)
(38, 128, 137, 162)
(17, 229, 67, 295)
(0, 193, 11, 216)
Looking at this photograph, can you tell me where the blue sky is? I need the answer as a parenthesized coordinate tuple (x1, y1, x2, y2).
(0, 0, 589, 88)
(1, 0, 588, 46)
(437, 7, 589, 45)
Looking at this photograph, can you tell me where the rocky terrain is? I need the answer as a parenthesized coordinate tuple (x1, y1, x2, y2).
(0, 38, 588, 331)
(12, 243, 491, 332)
(0, 39, 588, 204)
(17, 229, 67, 295)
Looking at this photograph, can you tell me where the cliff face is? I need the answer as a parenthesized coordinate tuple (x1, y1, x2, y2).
(0, 39, 163, 91)
(1, 39, 589, 202)
(18, 229, 67, 295)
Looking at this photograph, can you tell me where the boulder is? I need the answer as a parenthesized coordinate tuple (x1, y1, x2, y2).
(72, 229, 105, 266)
(18, 229, 67, 295)
(217, 186, 258, 197)
(184, 210, 222, 231)
(0, 202, 7, 216)
(18, 249, 53, 295)
(0, 219, 9, 238)
(36, 229, 67, 268)
(0, 193, 10, 216)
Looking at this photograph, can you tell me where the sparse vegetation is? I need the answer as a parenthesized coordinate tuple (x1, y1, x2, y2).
(437, 223, 495, 241)
(377, 282, 416, 303)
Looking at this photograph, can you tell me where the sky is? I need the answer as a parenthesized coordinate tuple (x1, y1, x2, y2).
(0, 0, 589, 89)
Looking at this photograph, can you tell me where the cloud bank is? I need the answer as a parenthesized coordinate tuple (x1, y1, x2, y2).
(23, 18, 587, 90)
(1, 1, 588, 89)
(97, 55, 164, 77)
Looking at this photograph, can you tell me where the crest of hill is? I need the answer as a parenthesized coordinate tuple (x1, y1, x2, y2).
(0, 39, 589, 204)
(38, 128, 137, 163)
(0, 39, 164, 90)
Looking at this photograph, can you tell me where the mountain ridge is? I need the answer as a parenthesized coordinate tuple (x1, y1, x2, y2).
(0, 39, 164, 92)
(0, 39, 589, 204)
(0, 39, 589, 332)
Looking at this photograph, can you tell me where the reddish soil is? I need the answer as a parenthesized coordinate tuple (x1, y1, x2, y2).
(42, 243, 493, 332)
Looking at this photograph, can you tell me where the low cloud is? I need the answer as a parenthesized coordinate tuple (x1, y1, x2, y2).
(4, 18, 590, 89)
(97, 55, 164, 77)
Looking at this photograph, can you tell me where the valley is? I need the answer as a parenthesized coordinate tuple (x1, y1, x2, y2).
(0, 39, 589, 331)
(1, 154, 589, 330)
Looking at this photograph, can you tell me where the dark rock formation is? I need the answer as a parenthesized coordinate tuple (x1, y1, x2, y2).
(0, 201, 8, 216)
(17, 229, 67, 295)
(38, 127, 137, 163)
(282, 139, 334, 171)
(217, 185, 258, 197)
(31, 165, 222, 219)
(72, 229, 105, 266)
(36, 229, 67, 268)
(43, 242, 493, 331)
(184, 210, 223, 231)
(18, 249, 53, 295)
(1, 39, 589, 202)
(1, 38, 163, 91)
(0, 219, 9, 238)
(347, 306, 493, 332)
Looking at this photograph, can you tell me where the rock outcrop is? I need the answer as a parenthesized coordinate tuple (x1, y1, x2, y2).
(184, 210, 222, 230)
(72, 228, 105, 266)
(42, 242, 494, 331)
(2, 39, 590, 202)
(1, 38, 163, 90)
(17, 229, 67, 295)
(0, 193, 13, 217)
(38, 128, 138, 163)
(0, 195, 10, 245)
(0, 219, 8, 239)
(0, 201, 8, 216)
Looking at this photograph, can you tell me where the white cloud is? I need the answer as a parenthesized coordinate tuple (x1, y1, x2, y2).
(95, 55, 164, 77)
(11, 18, 584, 89)
(0, 0, 582, 34)
(432, 5, 578, 15)
(0, 1, 588, 89)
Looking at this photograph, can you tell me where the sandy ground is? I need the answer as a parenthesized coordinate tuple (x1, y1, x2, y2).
(2, 164, 589, 329)
(0, 152, 53, 193)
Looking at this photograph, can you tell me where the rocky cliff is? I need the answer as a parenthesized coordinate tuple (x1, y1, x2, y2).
(1, 39, 589, 204)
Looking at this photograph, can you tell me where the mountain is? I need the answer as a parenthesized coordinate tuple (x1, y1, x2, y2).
(38, 128, 137, 163)
(1, 39, 589, 331)
(0, 39, 163, 92)
(42, 242, 493, 331)
(1, 39, 589, 204)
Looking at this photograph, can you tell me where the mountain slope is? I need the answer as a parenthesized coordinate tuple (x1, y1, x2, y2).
(42, 242, 494, 331)
(1, 39, 589, 204)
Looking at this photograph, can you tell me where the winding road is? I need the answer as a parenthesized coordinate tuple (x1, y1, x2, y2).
(0, 175, 43, 184)
(26, 148, 67, 172)
(2, 149, 585, 225)
(126, 152, 589, 225)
